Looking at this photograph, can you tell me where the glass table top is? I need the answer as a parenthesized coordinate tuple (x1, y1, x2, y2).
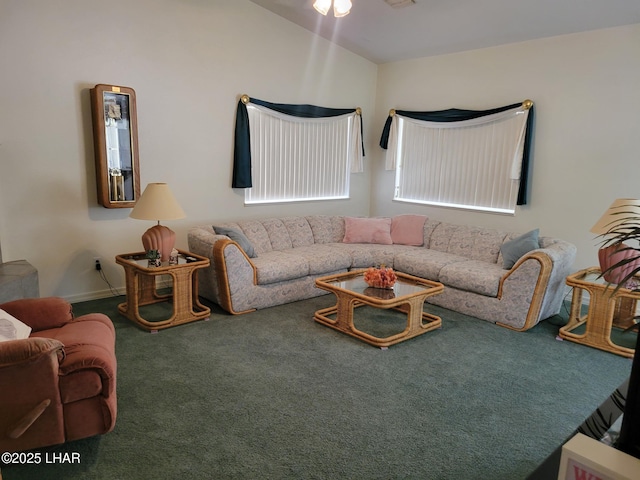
(572, 268, 640, 291)
(324, 272, 437, 301)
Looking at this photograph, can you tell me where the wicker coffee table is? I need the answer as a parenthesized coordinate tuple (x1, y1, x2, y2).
(314, 270, 444, 348)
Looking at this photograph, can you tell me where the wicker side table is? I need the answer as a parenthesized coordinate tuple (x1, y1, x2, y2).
(560, 267, 638, 358)
(115, 250, 211, 332)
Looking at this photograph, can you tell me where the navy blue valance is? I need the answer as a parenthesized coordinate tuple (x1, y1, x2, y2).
(232, 96, 364, 189)
(379, 101, 534, 205)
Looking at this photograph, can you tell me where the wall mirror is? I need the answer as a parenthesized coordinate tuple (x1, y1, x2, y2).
(90, 84, 140, 208)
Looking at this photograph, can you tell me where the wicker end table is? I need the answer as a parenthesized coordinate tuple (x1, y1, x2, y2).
(560, 267, 639, 358)
(115, 249, 211, 332)
(314, 270, 444, 348)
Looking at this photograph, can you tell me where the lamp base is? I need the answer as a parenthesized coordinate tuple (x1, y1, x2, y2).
(598, 243, 640, 284)
(141, 224, 176, 262)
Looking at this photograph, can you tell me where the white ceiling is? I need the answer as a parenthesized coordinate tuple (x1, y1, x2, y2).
(248, 0, 640, 64)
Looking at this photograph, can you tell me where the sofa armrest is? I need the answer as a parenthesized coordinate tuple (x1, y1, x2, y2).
(188, 226, 258, 313)
(212, 239, 257, 314)
(498, 238, 577, 331)
(529, 238, 577, 318)
(0, 297, 73, 332)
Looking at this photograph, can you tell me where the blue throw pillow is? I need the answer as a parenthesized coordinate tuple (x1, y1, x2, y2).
(212, 226, 257, 258)
(500, 229, 540, 269)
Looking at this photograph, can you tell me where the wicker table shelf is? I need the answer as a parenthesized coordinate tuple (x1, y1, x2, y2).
(314, 270, 444, 348)
(115, 250, 211, 332)
(560, 267, 638, 358)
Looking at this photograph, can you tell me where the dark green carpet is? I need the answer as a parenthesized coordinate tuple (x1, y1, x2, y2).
(2, 295, 634, 480)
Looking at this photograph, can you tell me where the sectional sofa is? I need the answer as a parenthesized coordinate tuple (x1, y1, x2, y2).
(187, 215, 576, 331)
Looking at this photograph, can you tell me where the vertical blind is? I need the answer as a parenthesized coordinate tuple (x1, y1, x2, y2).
(388, 104, 531, 214)
(244, 103, 361, 204)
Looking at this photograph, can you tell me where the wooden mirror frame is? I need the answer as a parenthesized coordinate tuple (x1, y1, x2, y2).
(90, 84, 140, 208)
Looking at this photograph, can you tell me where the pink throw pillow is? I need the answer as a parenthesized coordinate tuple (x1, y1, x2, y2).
(391, 214, 428, 246)
(343, 217, 393, 245)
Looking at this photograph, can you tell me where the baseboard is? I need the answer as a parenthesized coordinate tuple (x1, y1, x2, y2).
(63, 273, 174, 304)
(63, 288, 123, 304)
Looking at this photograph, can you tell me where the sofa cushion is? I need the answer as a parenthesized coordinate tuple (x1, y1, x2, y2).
(262, 218, 293, 251)
(306, 216, 346, 244)
(500, 229, 540, 269)
(343, 217, 393, 245)
(212, 226, 257, 258)
(394, 249, 469, 280)
(306, 216, 335, 244)
(251, 251, 309, 285)
(429, 222, 459, 253)
(450, 226, 507, 264)
(439, 260, 505, 297)
(430, 223, 506, 263)
(235, 221, 273, 254)
(282, 217, 315, 248)
(289, 245, 352, 275)
(331, 217, 347, 242)
(329, 243, 404, 269)
(423, 219, 441, 249)
(391, 214, 428, 246)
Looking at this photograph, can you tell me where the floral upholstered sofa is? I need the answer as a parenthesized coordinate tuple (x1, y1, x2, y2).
(187, 215, 576, 331)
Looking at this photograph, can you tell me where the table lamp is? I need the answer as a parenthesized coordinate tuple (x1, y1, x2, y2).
(590, 198, 640, 284)
(129, 183, 186, 261)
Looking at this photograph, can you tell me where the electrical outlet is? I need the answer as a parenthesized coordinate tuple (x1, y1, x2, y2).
(94, 258, 102, 271)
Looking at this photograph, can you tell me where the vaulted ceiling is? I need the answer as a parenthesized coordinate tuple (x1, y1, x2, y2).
(249, 0, 640, 64)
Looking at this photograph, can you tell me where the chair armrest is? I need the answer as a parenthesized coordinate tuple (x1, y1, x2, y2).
(58, 313, 117, 398)
(0, 337, 64, 368)
(59, 343, 117, 398)
(0, 297, 73, 332)
(0, 337, 66, 451)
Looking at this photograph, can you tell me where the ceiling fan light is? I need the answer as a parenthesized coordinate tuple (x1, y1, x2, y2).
(313, 0, 331, 15)
(333, 0, 352, 17)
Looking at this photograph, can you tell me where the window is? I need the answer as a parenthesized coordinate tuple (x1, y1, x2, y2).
(382, 102, 533, 214)
(232, 96, 363, 205)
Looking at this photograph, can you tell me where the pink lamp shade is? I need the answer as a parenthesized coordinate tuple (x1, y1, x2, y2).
(129, 183, 185, 262)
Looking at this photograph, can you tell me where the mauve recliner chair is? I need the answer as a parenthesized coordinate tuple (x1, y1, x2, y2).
(0, 297, 117, 453)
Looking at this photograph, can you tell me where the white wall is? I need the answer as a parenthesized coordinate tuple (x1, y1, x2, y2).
(371, 24, 640, 272)
(0, 0, 377, 301)
(1, 0, 638, 301)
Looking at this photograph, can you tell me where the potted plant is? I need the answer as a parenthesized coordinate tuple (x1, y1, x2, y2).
(594, 198, 640, 459)
(145, 249, 161, 267)
(596, 199, 640, 289)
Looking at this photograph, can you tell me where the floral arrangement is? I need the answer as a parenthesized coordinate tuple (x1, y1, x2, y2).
(364, 265, 397, 289)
